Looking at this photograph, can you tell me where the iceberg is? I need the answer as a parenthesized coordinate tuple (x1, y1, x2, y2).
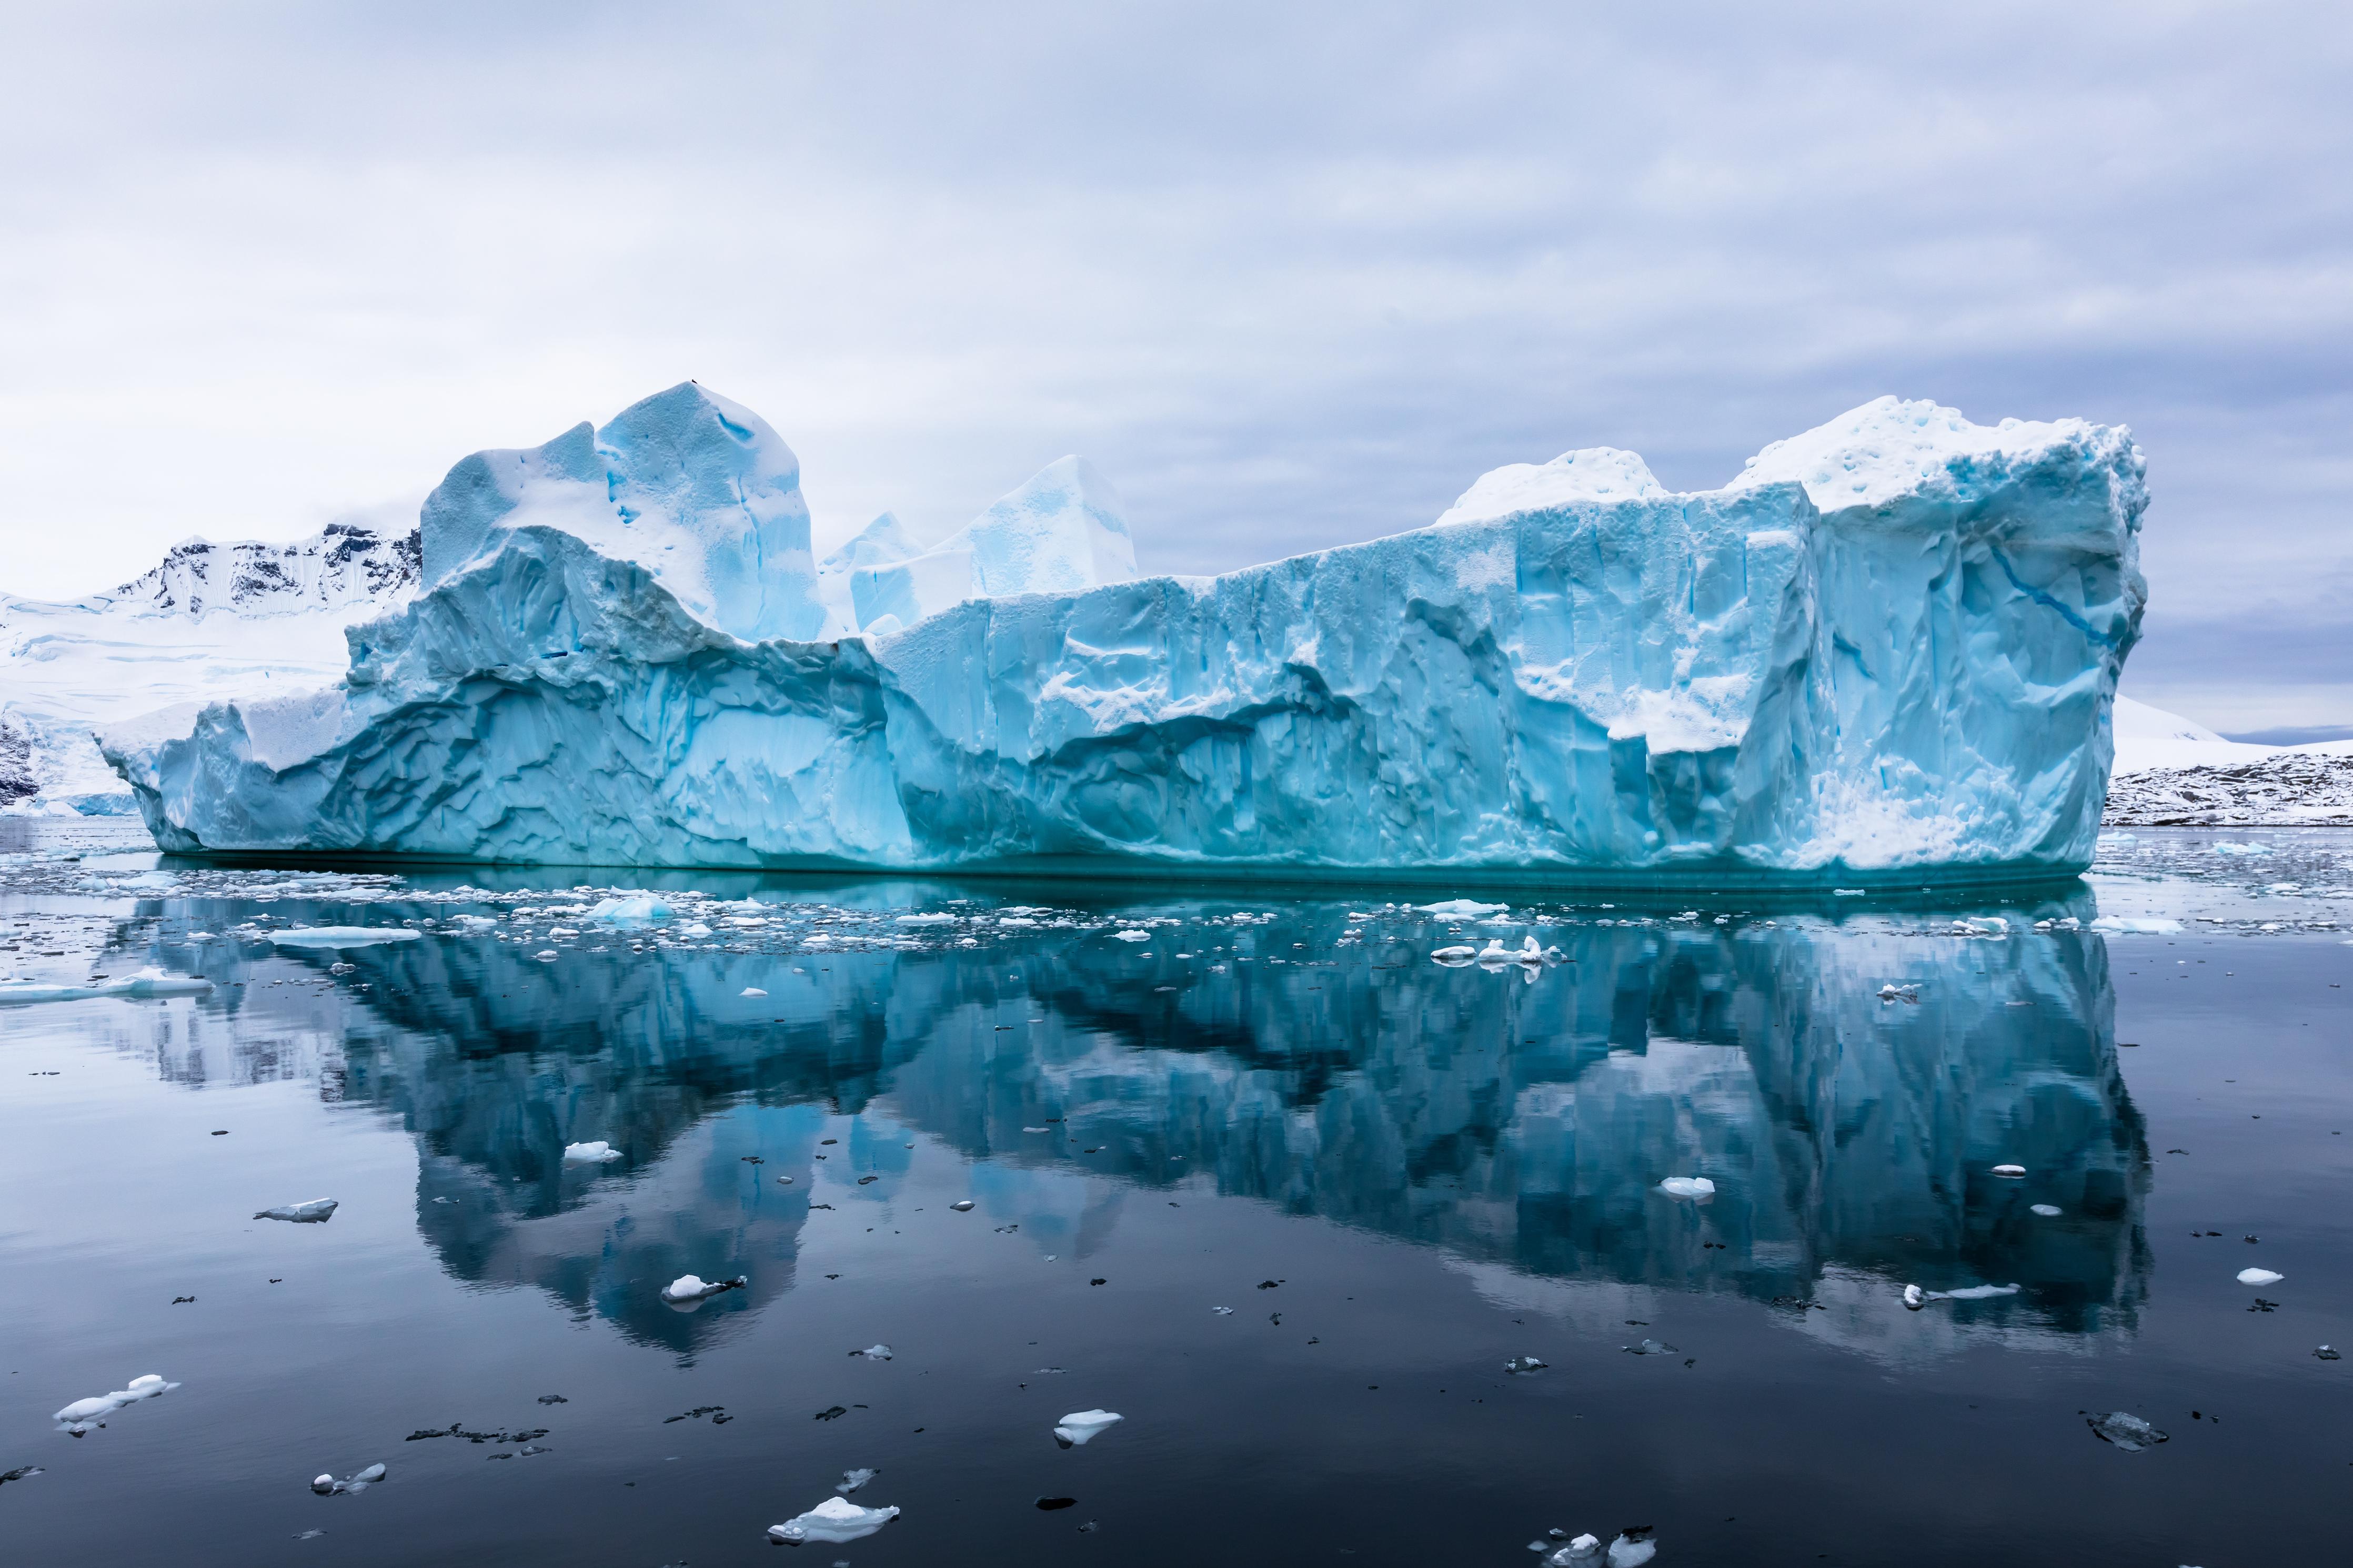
(100, 390, 2145, 885)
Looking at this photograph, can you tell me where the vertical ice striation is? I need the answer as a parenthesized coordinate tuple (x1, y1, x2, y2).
(99, 392, 2145, 882)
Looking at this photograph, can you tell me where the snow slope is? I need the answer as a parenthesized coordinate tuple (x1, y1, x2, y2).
(104, 389, 2148, 883)
(1, 524, 418, 810)
(2104, 695, 2353, 823)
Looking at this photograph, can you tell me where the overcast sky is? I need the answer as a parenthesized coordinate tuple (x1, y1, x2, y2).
(3, 2, 2346, 730)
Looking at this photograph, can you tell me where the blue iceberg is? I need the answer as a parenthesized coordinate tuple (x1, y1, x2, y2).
(100, 386, 2145, 883)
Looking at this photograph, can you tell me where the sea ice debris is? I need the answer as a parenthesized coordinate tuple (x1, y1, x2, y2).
(267, 927, 423, 948)
(1606, 1530, 1658, 1568)
(837, 1467, 878, 1493)
(590, 893, 671, 927)
(2089, 916, 2185, 934)
(740, 987, 768, 997)
(2238, 1268, 2284, 1286)
(2031, 1204, 2063, 1217)
(1112, 930, 1151, 942)
(1658, 1177, 1715, 1198)
(850, 1344, 893, 1361)
(1545, 1534, 1603, 1564)
(1053, 1409, 1124, 1446)
(766, 1494, 901, 1544)
(254, 1198, 339, 1223)
(661, 1273, 747, 1302)
(1991, 1164, 2026, 1177)
(1418, 899, 1508, 918)
(53, 1373, 179, 1432)
(562, 1141, 622, 1163)
(2087, 1411, 2167, 1451)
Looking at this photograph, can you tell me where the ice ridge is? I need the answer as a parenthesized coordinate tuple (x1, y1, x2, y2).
(100, 391, 2146, 883)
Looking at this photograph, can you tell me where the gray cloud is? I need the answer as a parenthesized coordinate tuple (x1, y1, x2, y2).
(2, 2, 2346, 727)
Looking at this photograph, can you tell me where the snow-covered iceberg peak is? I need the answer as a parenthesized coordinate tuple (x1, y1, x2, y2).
(419, 381, 823, 643)
(1727, 394, 2143, 515)
(1437, 446, 1666, 524)
(849, 456, 1136, 632)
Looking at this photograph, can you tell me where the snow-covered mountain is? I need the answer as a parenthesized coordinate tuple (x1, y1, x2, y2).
(0, 523, 419, 812)
(2105, 695, 2353, 824)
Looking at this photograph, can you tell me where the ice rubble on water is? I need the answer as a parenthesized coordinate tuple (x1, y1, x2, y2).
(101, 387, 2147, 882)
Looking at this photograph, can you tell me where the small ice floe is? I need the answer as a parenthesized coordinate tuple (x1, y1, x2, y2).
(1212, 1306, 1234, 1315)
(1991, 1164, 2026, 1178)
(268, 927, 423, 948)
(1052, 1409, 1124, 1447)
(2030, 1204, 2063, 1217)
(2089, 916, 2186, 935)
(309, 1462, 387, 1495)
(679, 922, 712, 937)
(1542, 1533, 1602, 1564)
(589, 893, 672, 927)
(1623, 1339, 1677, 1356)
(1950, 917, 2008, 937)
(254, 1198, 338, 1223)
(895, 913, 957, 925)
(2096, 832, 2137, 847)
(740, 987, 768, 997)
(1, 968, 215, 1006)
(1606, 1529, 1658, 1568)
(1417, 899, 1508, 919)
(2211, 842, 2274, 856)
(1504, 1354, 1547, 1375)
(1430, 945, 1477, 966)
(767, 1495, 901, 1544)
(837, 1466, 878, 1493)
(1657, 1177, 1715, 1199)
(562, 1141, 622, 1163)
(850, 1344, 893, 1361)
(2314, 1345, 2341, 1361)
(661, 1274, 747, 1303)
(1112, 929, 1151, 942)
(2087, 1410, 2167, 1451)
(1904, 1282, 2020, 1310)
(950, 1199, 975, 1211)
(2237, 1268, 2284, 1287)
(53, 1374, 179, 1433)
(534, 950, 559, 962)
(1876, 983, 1919, 1004)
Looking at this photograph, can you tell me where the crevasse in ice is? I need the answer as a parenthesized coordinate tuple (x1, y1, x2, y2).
(99, 386, 2146, 882)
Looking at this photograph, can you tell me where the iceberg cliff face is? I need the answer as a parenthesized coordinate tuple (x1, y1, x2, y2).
(100, 389, 2145, 882)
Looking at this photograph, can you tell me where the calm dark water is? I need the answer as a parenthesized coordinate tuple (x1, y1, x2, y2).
(2, 824, 2348, 1566)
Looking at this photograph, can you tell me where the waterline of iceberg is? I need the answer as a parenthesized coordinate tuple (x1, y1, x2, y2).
(100, 389, 2145, 883)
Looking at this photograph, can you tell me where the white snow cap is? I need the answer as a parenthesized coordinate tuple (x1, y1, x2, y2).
(1726, 394, 2133, 512)
(1437, 447, 1666, 525)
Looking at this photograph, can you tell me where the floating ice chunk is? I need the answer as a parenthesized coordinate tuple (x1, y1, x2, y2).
(449, 914, 497, 930)
(2096, 832, 2137, 846)
(1504, 1355, 1547, 1375)
(2088, 916, 2185, 934)
(1905, 1281, 2020, 1309)
(590, 893, 671, 927)
(2, 969, 215, 1006)
(255, 1198, 339, 1223)
(894, 913, 957, 925)
(950, 1200, 975, 1211)
(1876, 982, 1919, 1002)
(2238, 1268, 2284, 1286)
(2211, 842, 2274, 856)
(850, 1344, 893, 1361)
(534, 950, 558, 962)
(1112, 929, 1151, 942)
(268, 927, 423, 948)
(2030, 1204, 2063, 1217)
(1658, 1177, 1715, 1199)
(1053, 1409, 1124, 1446)
(1991, 1164, 2026, 1177)
(1417, 899, 1509, 919)
(767, 1494, 901, 1544)
(1430, 945, 1477, 965)
(1606, 1530, 1658, 1568)
(678, 922, 712, 937)
(2087, 1411, 2167, 1451)
(1950, 917, 2008, 936)
(661, 1273, 747, 1302)
(740, 987, 768, 997)
(310, 1462, 388, 1496)
(562, 1141, 622, 1163)
(2316, 1345, 2342, 1361)
(54, 1374, 179, 1432)
(1624, 1339, 1677, 1356)
(1212, 1306, 1234, 1315)
(1544, 1534, 1603, 1564)
(836, 1467, 878, 1494)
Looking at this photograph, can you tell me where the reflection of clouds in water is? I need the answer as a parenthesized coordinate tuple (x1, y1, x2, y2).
(89, 896, 2147, 1349)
